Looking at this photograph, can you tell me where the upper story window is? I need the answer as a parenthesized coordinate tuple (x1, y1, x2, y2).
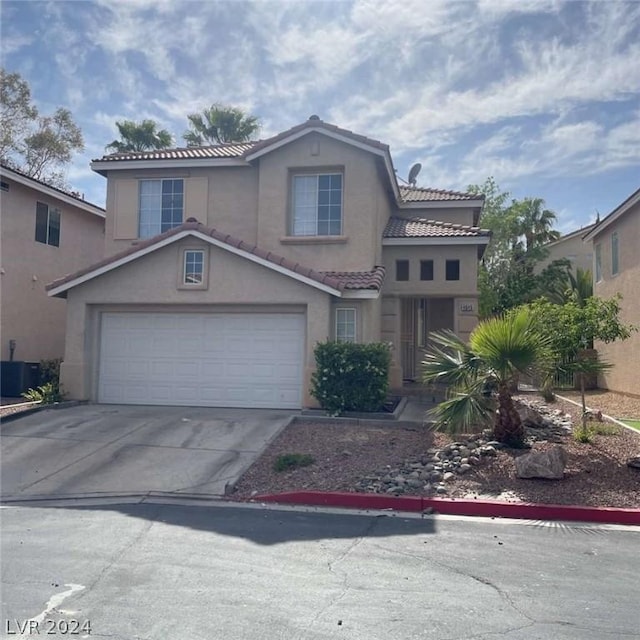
(0, 181, 9, 192)
(396, 259, 409, 281)
(611, 232, 619, 275)
(183, 250, 204, 285)
(139, 179, 183, 238)
(35, 202, 60, 247)
(292, 173, 342, 236)
(595, 243, 602, 282)
(445, 259, 460, 281)
(420, 260, 434, 281)
(336, 308, 356, 343)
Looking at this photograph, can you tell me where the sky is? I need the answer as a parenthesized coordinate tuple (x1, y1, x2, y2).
(1, 0, 639, 233)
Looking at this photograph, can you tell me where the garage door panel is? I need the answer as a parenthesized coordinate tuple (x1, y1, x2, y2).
(99, 312, 304, 408)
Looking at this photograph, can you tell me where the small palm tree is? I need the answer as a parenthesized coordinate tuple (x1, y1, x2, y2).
(106, 120, 173, 153)
(183, 104, 260, 146)
(422, 309, 551, 447)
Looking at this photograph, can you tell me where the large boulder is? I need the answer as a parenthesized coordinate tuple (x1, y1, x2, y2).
(515, 445, 567, 480)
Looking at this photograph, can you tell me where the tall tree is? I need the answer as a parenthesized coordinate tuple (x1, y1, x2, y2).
(23, 108, 83, 181)
(0, 68, 38, 159)
(469, 178, 567, 317)
(183, 104, 260, 145)
(513, 197, 560, 254)
(105, 119, 173, 153)
(0, 68, 83, 187)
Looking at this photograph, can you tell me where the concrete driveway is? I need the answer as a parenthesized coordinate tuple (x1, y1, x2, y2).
(1, 404, 293, 500)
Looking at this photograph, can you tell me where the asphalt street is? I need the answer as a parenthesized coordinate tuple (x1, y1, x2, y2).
(1, 500, 638, 639)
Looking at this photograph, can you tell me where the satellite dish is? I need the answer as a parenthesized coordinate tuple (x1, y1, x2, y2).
(407, 163, 422, 187)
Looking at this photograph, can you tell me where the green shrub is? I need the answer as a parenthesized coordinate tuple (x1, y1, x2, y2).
(310, 341, 391, 415)
(591, 422, 621, 436)
(22, 382, 64, 405)
(273, 453, 315, 472)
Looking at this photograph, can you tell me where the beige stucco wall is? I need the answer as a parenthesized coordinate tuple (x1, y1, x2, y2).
(255, 132, 392, 271)
(538, 230, 593, 276)
(381, 244, 480, 296)
(0, 177, 105, 362)
(591, 203, 640, 396)
(59, 237, 339, 405)
(101, 133, 394, 271)
(103, 166, 259, 256)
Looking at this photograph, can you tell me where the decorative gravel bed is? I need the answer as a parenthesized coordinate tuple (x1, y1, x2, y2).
(233, 391, 640, 509)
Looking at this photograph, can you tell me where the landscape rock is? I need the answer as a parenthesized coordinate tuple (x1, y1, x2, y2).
(515, 445, 567, 479)
(626, 457, 640, 470)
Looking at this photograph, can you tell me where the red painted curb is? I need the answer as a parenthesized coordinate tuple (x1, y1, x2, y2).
(253, 491, 640, 526)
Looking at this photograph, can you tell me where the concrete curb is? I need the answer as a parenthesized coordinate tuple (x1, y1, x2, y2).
(253, 491, 640, 526)
(0, 400, 86, 424)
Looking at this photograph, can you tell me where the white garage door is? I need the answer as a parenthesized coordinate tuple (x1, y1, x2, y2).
(98, 312, 305, 408)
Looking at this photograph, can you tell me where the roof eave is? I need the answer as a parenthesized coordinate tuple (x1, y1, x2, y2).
(0, 165, 105, 218)
(583, 188, 640, 241)
(382, 236, 491, 246)
(90, 157, 250, 176)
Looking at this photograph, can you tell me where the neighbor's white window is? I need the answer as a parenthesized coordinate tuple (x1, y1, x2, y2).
(292, 173, 342, 236)
(595, 243, 602, 282)
(611, 232, 619, 275)
(139, 178, 184, 238)
(336, 308, 356, 343)
(183, 250, 204, 284)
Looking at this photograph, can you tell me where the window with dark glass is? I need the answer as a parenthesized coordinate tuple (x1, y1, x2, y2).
(183, 250, 204, 284)
(139, 178, 184, 238)
(445, 259, 460, 281)
(292, 173, 342, 236)
(420, 260, 434, 281)
(35, 202, 61, 247)
(396, 259, 410, 281)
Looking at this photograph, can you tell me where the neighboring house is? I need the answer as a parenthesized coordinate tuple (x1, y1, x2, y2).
(47, 116, 488, 409)
(583, 188, 640, 397)
(537, 223, 595, 276)
(0, 164, 105, 392)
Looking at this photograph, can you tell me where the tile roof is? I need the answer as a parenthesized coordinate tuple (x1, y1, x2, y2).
(47, 219, 385, 294)
(93, 116, 389, 163)
(320, 266, 386, 290)
(246, 116, 389, 157)
(0, 162, 105, 212)
(94, 142, 256, 162)
(399, 185, 483, 202)
(384, 216, 491, 238)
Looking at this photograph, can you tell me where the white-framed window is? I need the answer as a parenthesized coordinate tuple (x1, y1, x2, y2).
(35, 202, 61, 247)
(595, 243, 602, 282)
(183, 250, 204, 284)
(336, 308, 356, 343)
(139, 178, 184, 238)
(611, 232, 619, 275)
(292, 173, 342, 236)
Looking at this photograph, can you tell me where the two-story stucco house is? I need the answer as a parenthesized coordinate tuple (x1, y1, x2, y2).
(0, 164, 105, 394)
(583, 187, 640, 397)
(47, 117, 489, 409)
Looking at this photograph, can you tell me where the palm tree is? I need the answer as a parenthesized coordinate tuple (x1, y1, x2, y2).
(106, 120, 173, 153)
(183, 104, 260, 146)
(422, 309, 551, 447)
(515, 197, 560, 254)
